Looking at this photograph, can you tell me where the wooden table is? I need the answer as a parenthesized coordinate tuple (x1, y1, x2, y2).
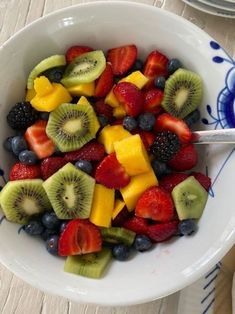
(0, 0, 234, 313)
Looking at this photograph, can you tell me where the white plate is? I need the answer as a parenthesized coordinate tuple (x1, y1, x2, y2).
(183, 0, 235, 17)
(199, 0, 235, 11)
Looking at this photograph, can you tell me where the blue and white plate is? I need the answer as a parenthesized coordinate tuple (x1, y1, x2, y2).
(200, 0, 235, 11)
(183, 0, 235, 17)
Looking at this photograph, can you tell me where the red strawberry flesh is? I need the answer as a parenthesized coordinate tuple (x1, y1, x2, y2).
(147, 220, 179, 242)
(159, 173, 189, 193)
(123, 216, 149, 236)
(144, 89, 164, 114)
(64, 142, 105, 162)
(93, 99, 113, 120)
(40, 157, 67, 180)
(65, 45, 93, 63)
(191, 172, 211, 191)
(94, 63, 113, 98)
(168, 144, 198, 171)
(9, 162, 41, 181)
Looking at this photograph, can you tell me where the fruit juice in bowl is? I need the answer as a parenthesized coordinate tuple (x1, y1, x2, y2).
(0, 1, 234, 306)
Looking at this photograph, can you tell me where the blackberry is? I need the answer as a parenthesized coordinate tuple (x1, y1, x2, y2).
(7, 101, 39, 130)
(151, 131, 180, 162)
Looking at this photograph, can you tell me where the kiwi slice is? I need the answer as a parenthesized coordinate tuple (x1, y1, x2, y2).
(46, 103, 96, 152)
(64, 248, 112, 279)
(162, 69, 203, 119)
(27, 55, 66, 89)
(172, 176, 208, 220)
(43, 163, 95, 220)
(101, 227, 136, 246)
(0, 179, 50, 224)
(61, 51, 106, 87)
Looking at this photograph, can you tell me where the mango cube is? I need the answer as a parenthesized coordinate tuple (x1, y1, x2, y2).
(120, 168, 158, 211)
(77, 96, 100, 135)
(120, 71, 149, 89)
(113, 105, 126, 118)
(34, 76, 54, 97)
(112, 199, 126, 220)
(104, 87, 120, 108)
(67, 82, 95, 97)
(89, 184, 115, 227)
(26, 89, 36, 102)
(114, 134, 151, 176)
(98, 125, 131, 154)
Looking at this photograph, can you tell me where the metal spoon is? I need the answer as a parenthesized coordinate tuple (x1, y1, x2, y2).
(192, 128, 235, 144)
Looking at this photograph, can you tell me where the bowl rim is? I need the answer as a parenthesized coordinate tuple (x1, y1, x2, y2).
(0, 0, 235, 306)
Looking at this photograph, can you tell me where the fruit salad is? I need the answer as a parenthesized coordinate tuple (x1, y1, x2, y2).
(0, 44, 211, 279)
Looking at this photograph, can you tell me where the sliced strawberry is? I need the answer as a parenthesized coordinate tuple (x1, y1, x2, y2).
(144, 89, 164, 114)
(107, 44, 137, 76)
(40, 157, 67, 180)
(95, 153, 130, 189)
(154, 113, 192, 144)
(136, 186, 174, 222)
(133, 130, 155, 151)
(159, 173, 189, 193)
(168, 144, 198, 171)
(147, 221, 179, 242)
(9, 162, 41, 181)
(65, 45, 93, 63)
(93, 99, 113, 120)
(123, 216, 149, 236)
(94, 63, 113, 98)
(64, 141, 105, 162)
(25, 120, 55, 159)
(191, 172, 211, 191)
(58, 219, 102, 256)
(143, 50, 169, 88)
(114, 82, 144, 117)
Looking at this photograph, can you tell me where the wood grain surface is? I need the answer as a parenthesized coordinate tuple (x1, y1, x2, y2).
(0, 0, 234, 313)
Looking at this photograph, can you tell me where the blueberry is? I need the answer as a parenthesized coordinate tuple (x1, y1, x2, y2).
(178, 219, 197, 235)
(40, 112, 50, 121)
(24, 220, 44, 235)
(154, 76, 166, 90)
(43, 66, 65, 83)
(184, 109, 200, 128)
(133, 235, 152, 252)
(42, 212, 60, 230)
(131, 59, 144, 72)
(11, 136, 28, 156)
(98, 115, 109, 128)
(138, 113, 155, 131)
(41, 228, 58, 241)
(75, 160, 93, 175)
(19, 150, 38, 165)
(3, 136, 14, 152)
(60, 221, 68, 234)
(112, 244, 131, 261)
(46, 235, 59, 255)
(123, 116, 137, 131)
(167, 58, 182, 74)
(151, 159, 172, 179)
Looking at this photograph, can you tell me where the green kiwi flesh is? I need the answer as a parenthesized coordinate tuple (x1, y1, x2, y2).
(101, 227, 136, 246)
(61, 51, 106, 87)
(162, 69, 203, 119)
(42, 163, 95, 220)
(0, 179, 50, 224)
(64, 248, 112, 278)
(27, 55, 66, 89)
(171, 176, 208, 220)
(46, 103, 96, 152)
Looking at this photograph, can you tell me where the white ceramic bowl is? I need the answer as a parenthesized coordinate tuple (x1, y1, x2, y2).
(0, 1, 235, 306)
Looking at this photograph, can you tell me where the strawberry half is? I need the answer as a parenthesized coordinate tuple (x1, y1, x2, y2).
(123, 216, 149, 236)
(9, 162, 41, 181)
(159, 173, 189, 193)
(191, 172, 211, 191)
(154, 113, 192, 144)
(107, 44, 137, 76)
(144, 89, 164, 114)
(114, 82, 144, 117)
(133, 130, 155, 151)
(95, 153, 130, 189)
(93, 99, 113, 120)
(25, 120, 55, 159)
(40, 157, 67, 180)
(59, 219, 102, 256)
(94, 63, 113, 98)
(147, 221, 179, 242)
(64, 141, 105, 162)
(136, 186, 174, 222)
(168, 144, 198, 171)
(65, 45, 93, 63)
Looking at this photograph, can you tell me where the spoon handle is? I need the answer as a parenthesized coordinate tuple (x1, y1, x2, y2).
(192, 128, 235, 144)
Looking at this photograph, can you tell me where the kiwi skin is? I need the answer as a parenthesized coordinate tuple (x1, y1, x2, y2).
(162, 69, 203, 119)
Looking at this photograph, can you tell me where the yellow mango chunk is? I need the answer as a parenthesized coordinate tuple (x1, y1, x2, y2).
(113, 105, 126, 118)
(89, 184, 115, 227)
(120, 71, 149, 89)
(114, 134, 151, 176)
(34, 76, 54, 97)
(67, 82, 95, 97)
(98, 125, 131, 154)
(25, 89, 36, 102)
(77, 96, 100, 134)
(112, 199, 126, 220)
(104, 87, 120, 108)
(121, 168, 158, 211)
